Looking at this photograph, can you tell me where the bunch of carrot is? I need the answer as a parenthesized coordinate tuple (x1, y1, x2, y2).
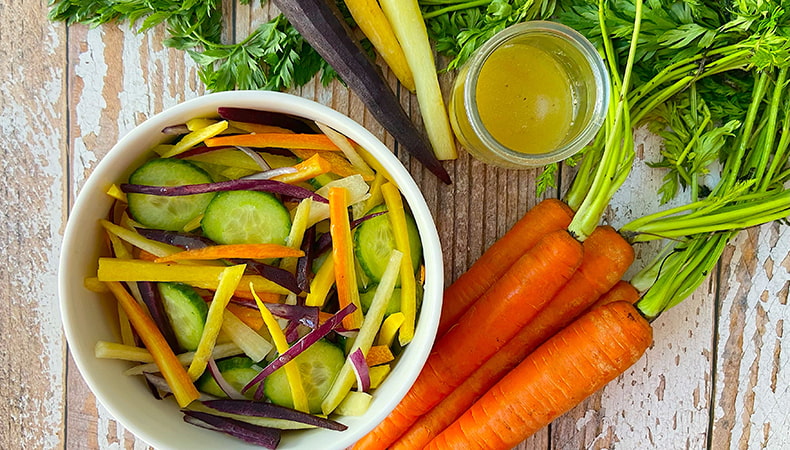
(352, 3, 651, 448)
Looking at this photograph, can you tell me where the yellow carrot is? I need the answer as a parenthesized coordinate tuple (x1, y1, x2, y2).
(252, 285, 310, 413)
(304, 257, 335, 307)
(95, 341, 153, 363)
(100, 219, 182, 257)
(188, 264, 246, 380)
(377, 312, 405, 347)
(154, 244, 304, 263)
(329, 187, 365, 329)
(96, 258, 290, 295)
(378, 0, 457, 161)
(159, 120, 229, 158)
(105, 281, 200, 407)
(280, 198, 313, 275)
(344, 0, 416, 91)
(204, 133, 342, 151)
(270, 154, 333, 184)
(381, 183, 417, 344)
(227, 121, 293, 134)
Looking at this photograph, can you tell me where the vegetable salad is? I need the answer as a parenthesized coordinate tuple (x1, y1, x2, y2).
(89, 106, 425, 448)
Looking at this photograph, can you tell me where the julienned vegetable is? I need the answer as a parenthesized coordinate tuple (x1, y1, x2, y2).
(270, 0, 452, 184)
(90, 107, 427, 447)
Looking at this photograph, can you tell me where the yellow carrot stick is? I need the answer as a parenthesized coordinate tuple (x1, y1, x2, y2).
(344, 0, 416, 91)
(123, 342, 244, 376)
(160, 120, 229, 158)
(381, 183, 418, 344)
(251, 285, 310, 413)
(105, 281, 200, 407)
(280, 198, 313, 275)
(329, 187, 365, 329)
(188, 264, 246, 380)
(304, 257, 335, 307)
(95, 341, 154, 363)
(377, 312, 405, 347)
(97, 258, 290, 295)
(154, 244, 304, 263)
(271, 154, 333, 185)
(204, 133, 342, 151)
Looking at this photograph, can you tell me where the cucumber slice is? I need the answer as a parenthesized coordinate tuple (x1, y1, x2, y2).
(201, 191, 291, 245)
(157, 282, 208, 351)
(127, 158, 215, 231)
(264, 339, 345, 414)
(196, 356, 261, 399)
(354, 204, 422, 283)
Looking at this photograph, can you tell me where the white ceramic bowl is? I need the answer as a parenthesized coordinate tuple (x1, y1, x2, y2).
(59, 91, 443, 449)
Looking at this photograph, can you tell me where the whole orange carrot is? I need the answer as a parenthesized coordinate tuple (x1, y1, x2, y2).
(588, 279, 641, 311)
(426, 301, 652, 450)
(352, 229, 583, 449)
(438, 198, 573, 337)
(393, 225, 633, 449)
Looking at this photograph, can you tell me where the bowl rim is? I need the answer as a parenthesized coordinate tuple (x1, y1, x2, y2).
(58, 90, 443, 449)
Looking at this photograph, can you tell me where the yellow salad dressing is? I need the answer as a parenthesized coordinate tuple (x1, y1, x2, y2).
(475, 43, 574, 155)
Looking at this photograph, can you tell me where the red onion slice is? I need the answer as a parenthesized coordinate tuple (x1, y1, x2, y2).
(349, 348, 371, 392)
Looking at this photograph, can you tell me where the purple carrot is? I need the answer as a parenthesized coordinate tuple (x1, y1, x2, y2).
(182, 410, 281, 448)
(202, 399, 348, 431)
(120, 178, 328, 203)
(217, 107, 316, 134)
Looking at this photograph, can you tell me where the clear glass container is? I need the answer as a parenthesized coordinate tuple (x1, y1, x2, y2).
(449, 21, 610, 168)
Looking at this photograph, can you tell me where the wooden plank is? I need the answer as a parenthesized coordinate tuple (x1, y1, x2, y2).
(0, 1, 68, 449)
(712, 223, 790, 449)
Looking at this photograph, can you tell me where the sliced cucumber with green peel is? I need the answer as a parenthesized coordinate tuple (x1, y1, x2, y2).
(196, 356, 261, 398)
(354, 204, 422, 284)
(127, 158, 215, 231)
(263, 339, 345, 414)
(157, 282, 208, 352)
(201, 190, 291, 245)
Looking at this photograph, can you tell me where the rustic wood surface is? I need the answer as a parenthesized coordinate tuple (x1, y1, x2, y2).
(1, 2, 788, 449)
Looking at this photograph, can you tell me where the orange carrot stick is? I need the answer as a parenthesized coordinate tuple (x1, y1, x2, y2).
(438, 198, 574, 337)
(352, 229, 583, 449)
(270, 154, 333, 184)
(588, 279, 641, 311)
(204, 133, 342, 151)
(154, 243, 304, 263)
(329, 186, 365, 329)
(105, 281, 200, 407)
(392, 225, 634, 449)
(426, 301, 652, 450)
(225, 302, 264, 331)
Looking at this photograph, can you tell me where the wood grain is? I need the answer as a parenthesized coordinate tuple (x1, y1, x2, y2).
(1, 2, 787, 449)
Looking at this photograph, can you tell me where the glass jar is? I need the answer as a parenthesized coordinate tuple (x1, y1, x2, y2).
(449, 21, 610, 168)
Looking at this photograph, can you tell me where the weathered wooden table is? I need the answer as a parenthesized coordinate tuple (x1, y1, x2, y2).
(2, 2, 788, 449)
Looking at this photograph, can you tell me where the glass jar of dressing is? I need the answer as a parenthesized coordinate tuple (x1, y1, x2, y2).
(449, 21, 610, 168)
